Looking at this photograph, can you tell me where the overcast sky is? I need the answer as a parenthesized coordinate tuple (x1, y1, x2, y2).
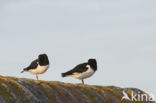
(0, 0, 156, 98)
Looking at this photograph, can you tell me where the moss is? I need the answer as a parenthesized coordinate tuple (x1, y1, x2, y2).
(0, 79, 13, 99)
(74, 85, 98, 103)
(38, 83, 55, 102)
(0, 75, 155, 103)
(2, 77, 23, 95)
(87, 85, 110, 102)
(46, 82, 70, 103)
(59, 84, 88, 103)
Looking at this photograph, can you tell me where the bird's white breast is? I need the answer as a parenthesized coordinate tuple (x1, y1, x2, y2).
(28, 65, 49, 74)
(71, 65, 95, 80)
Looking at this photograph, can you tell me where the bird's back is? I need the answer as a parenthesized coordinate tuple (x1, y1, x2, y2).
(24, 59, 38, 70)
(62, 63, 88, 77)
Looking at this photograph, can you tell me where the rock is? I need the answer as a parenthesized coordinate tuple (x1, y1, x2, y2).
(0, 75, 155, 103)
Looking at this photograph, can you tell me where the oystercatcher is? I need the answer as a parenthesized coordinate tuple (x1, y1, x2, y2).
(21, 54, 49, 80)
(61, 59, 97, 84)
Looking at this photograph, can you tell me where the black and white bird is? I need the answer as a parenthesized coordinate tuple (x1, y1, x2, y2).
(61, 59, 97, 84)
(21, 54, 49, 80)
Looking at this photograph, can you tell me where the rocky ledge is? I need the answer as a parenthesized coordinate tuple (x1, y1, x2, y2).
(0, 75, 155, 103)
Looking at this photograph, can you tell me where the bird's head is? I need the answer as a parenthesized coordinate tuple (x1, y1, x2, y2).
(88, 59, 97, 70)
(38, 54, 49, 65)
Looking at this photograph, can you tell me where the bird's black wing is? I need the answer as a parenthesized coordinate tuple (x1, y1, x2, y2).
(62, 63, 88, 77)
(24, 59, 38, 70)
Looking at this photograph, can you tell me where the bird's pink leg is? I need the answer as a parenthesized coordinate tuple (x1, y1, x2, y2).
(36, 74, 38, 80)
(82, 79, 84, 84)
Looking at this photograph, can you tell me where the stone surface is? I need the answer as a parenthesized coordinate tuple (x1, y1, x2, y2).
(0, 75, 155, 103)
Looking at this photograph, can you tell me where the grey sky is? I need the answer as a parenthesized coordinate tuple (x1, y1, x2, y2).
(0, 0, 156, 97)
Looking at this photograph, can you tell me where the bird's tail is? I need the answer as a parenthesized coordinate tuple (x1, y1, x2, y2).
(61, 73, 67, 77)
(21, 68, 26, 73)
(21, 70, 24, 73)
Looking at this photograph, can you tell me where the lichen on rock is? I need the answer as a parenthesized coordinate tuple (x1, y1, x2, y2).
(0, 75, 155, 103)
